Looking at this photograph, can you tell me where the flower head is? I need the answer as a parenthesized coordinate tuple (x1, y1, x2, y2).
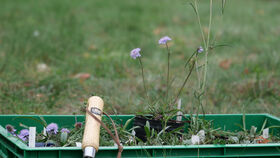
(158, 36, 172, 45)
(18, 129, 29, 141)
(5, 124, 16, 133)
(61, 128, 70, 134)
(197, 46, 204, 53)
(46, 123, 58, 135)
(130, 48, 141, 59)
(75, 122, 83, 129)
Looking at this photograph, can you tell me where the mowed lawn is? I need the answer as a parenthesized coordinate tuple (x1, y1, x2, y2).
(0, 0, 279, 115)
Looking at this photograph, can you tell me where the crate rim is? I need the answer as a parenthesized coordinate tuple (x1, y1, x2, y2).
(1, 113, 280, 151)
(0, 113, 277, 117)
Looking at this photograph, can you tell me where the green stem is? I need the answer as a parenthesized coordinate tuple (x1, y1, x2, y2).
(196, 102, 199, 132)
(173, 62, 195, 104)
(194, 0, 207, 49)
(166, 43, 170, 103)
(202, 0, 213, 91)
(184, 51, 197, 68)
(195, 58, 201, 89)
(138, 58, 149, 102)
(199, 95, 205, 117)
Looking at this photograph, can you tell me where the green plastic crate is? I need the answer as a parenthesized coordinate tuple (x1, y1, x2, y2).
(1, 114, 280, 158)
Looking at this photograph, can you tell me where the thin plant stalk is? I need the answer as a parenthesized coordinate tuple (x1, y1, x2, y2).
(191, 0, 213, 117)
(202, 0, 213, 91)
(185, 51, 201, 89)
(173, 62, 195, 104)
(138, 58, 149, 103)
(165, 43, 171, 103)
(195, 59, 201, 89)
(193, 0, 213, 92)
(194, 0, 207, 49)
(196, 103, 200, 132)
(198, 94, 205, 117)
(184, 51, 197, 68)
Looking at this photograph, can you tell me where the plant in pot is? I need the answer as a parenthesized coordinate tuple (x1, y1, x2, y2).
(130, 35, 205, 141)
(129, 0, 227, 143)
(130, 37, 204, 141)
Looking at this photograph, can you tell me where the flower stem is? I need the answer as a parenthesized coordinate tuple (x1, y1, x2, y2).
(194, 0, 207, 49)
(173, 62, 195, 104)
(138, 58, 149, 102)
(202, 0, 213, 91)
(184, 51, 197, 68)
(166, 43, 170, 103)
(195, 57, 201, 89)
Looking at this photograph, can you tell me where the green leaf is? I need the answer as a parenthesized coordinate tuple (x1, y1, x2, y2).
(128, 126, 140, 132)
(123, 118, 134, 130)
(258, 118, 267, 135)
(184, 51, 197, 68)
(144, 121, 150, 138)
(242, 112, 247, 133)
(169, 126, 183, 134)
(189, 2, 198, 15)
(157, 126, 170, 139)
(145, 121, 150, 130)
(14, 116, 47, 128)
(151, 129, 155, 138)
(221, 0, 226, 14)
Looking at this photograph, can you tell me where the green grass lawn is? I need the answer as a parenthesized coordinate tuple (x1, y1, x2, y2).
(0, 0, 279, 115)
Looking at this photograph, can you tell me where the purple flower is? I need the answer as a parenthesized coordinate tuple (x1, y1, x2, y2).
(5, 124, 16, 133)
(61, 128, 70, 133)
(158, 36, 172, 45)
(75, 122, 83, 129)
(197, 46, 204, 53)
(130, 48, 141, 59)
(18, 129, 29, 141)
(46, 123, 58, 135)
(6, 125, 17, 136)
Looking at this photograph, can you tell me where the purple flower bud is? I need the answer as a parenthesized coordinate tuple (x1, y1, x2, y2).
(158, 36, 172, 45)
(197, 46, 204, 53)
(5, 124, 16, 133)
(130, 48, 141, 59)
(60, 128, 70, 133)
(46, 123, 58, 135)
(75, 122, 82, 129)
(18, 129, 29, 141)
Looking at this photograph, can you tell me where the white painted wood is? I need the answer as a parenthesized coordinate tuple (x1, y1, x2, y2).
(29, 127, 36, 148)
(176, 99, 182, 122)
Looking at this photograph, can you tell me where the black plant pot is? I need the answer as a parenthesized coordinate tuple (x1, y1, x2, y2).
(133, 115, 185, 141)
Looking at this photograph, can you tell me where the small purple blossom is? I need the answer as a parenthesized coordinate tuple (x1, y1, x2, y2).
(18, 129, 29, 141)
(75, 122, 83, 129)
(130, 48, 141, 59)
(46, 123, 58, 135)
(5, 124, 16, 133)
(6, 125, 17, 136)
(61, 128, 70, 133)
(158, 36, 172, 45)
(197, 46, 204, 53)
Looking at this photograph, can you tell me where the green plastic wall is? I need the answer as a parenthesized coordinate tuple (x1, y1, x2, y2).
(0, 114, 280, 158)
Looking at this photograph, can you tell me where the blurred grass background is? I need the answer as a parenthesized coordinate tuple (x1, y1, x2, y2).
(0, 0, 279, 115)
